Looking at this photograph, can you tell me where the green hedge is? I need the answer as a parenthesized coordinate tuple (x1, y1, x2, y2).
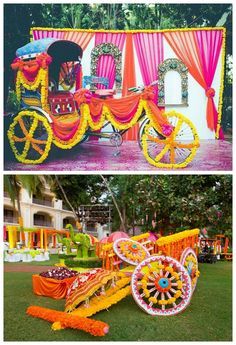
(58, 254, 77, 259)
(64, 257, 102, 268)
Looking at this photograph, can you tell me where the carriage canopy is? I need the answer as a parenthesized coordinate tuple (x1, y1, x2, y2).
(16, 38, 83, 62)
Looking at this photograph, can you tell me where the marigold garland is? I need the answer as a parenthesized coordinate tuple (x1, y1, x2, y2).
(26, 306, 109, 336)
(71, 280, 131, 318)
(156, 229, 200, 246)
(16, 68, 49, 109)
(216, 27, 226, 139)
(31, 26, 225, 35)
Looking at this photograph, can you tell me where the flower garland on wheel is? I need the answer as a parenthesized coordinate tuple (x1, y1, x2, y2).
(113, 238, 150, 266)
(7, 110, 53, 164)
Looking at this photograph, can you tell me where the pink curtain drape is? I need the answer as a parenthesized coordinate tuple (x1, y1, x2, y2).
(133, 32, 164, 102)
(94, 33, 126, 89)
(164, 29, 224, 138)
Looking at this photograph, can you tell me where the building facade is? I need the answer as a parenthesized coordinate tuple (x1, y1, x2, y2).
(4, 186, 112, 243)
(4, 185, 77, 231)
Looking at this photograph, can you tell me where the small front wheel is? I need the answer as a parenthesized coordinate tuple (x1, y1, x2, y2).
(7, 110, 52, 164)
(141, 111, 199, 168)
(180, 248, 200, 293)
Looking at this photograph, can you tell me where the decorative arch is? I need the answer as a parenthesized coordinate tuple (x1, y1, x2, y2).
(158, 58, 188, 106)
(90, 43, 122, 89)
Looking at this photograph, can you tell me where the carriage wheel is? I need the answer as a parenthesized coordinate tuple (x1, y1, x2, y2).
(113, 238, 150, 266)
(131, 255, 192, 316)
(141, 111, 199, 168)
(59, 62, 79, 91)
(180, 248, 200, 293)
(7, 110, 52, 164)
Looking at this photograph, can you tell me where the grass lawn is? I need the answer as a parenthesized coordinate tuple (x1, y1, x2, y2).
(4, 261, 232, 341)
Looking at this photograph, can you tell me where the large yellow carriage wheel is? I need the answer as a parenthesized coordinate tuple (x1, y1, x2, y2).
(142, 111, 199, 168)
(7, 110, 52, 164)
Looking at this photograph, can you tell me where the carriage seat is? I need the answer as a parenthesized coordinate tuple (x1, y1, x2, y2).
(48, 91, 76, 115)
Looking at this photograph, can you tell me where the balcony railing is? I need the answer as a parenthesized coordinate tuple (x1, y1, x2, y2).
(33, 220, 53, 227)
(32, 198, 53, 207)
(4, 216, 19, 224)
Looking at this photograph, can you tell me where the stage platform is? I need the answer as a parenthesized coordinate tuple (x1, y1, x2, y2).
(5, 139, 232, 172)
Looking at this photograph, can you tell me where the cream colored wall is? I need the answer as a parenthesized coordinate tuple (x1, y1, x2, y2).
(4, 189, 76, 230)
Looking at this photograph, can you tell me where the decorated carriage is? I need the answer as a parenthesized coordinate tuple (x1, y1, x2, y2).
(27, 229, 200, 336)
(8, 38, 199, 168)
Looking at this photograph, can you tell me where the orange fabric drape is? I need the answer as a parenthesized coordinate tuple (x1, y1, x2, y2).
(122, 34, 139, 140)
(164, 31, 216, 131)
(32, 275, 77, 299)
(74, 88, 169, 126)
(122, 34, 136, 97)
(89, 93, 141, 118)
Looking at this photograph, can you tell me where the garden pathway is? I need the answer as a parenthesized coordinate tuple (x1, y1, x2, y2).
(4, 264, 55, 273)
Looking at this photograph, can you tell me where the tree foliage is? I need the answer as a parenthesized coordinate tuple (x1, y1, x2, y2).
(49, 175, 232, 237)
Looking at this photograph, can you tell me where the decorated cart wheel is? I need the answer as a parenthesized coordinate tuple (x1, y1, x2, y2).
(180, 248, 200, 293)
(113, 238, 150, 266)
(131, 255, 192, 316)
(141, 111, 199, 168)
(7, 110, 52, 164)
(59, 62, 79, 91)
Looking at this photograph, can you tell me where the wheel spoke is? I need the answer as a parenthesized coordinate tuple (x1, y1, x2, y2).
(169, 146, 175, 164)
(31, 142, 44, 155)
(12, 135, 26, 143)
(18, 118, 29, 137)
(31, 138, 48, 145)
(154, 144, 170, 162)
(172, 118, 183, 139)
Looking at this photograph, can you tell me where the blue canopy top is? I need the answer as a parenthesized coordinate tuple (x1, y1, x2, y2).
(16, 38, 58, 57)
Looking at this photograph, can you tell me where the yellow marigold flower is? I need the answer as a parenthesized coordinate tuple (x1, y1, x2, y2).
(177, 281, 183, 289)
(158, 299, 168, 305)
(168, 297, 176, 304)
(174, 290, 182, 299)
(165, 266, 174, 274)
(148, 267, 156, 273)
(172, 272, 179, 280)
(149, 296, 157, 304)
(144, 289, 150, 298)
(196, 270, 200, 277)
(51, 322, 63, 331)
(141, 280, 147, 289)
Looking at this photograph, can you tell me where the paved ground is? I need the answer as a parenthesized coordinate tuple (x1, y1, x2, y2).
(4, 264, 55, 273)
(4, 139, 232, 171)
